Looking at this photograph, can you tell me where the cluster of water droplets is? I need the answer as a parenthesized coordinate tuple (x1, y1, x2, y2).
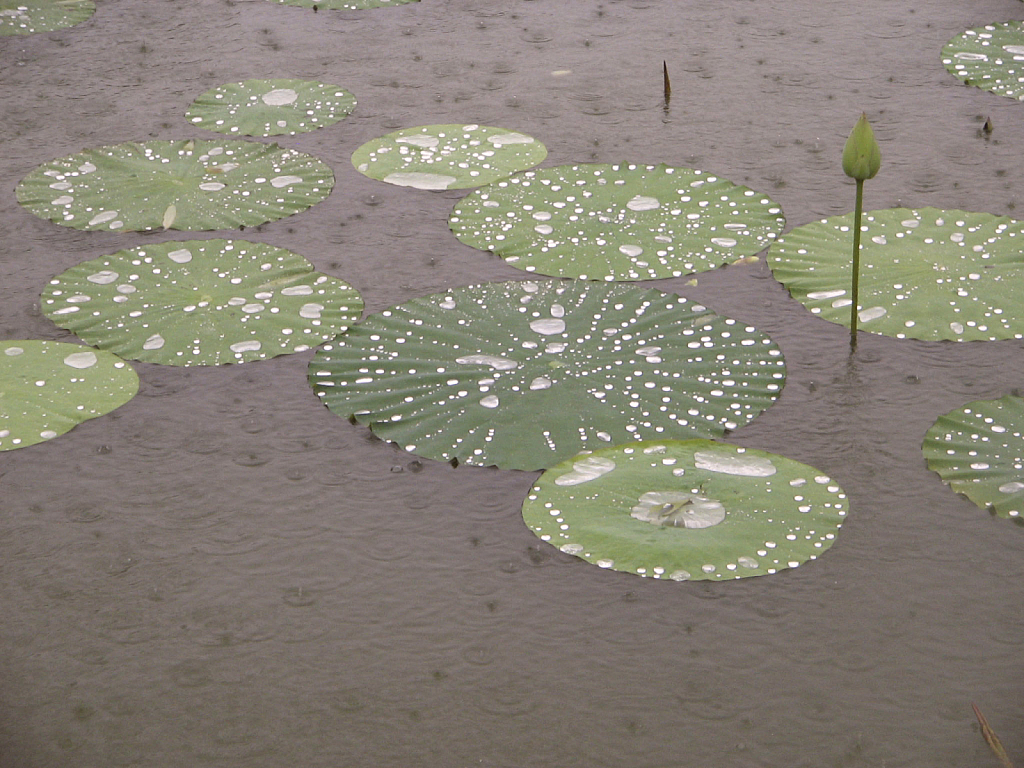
(942, 22, 1024, 100)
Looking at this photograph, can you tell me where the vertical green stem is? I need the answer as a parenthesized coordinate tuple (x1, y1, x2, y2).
(850, 178, 864, 348)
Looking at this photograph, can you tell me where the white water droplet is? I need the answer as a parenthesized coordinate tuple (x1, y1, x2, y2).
(488, 132, 534, 146)
(456, 354, 518, 371)
(858, 306, 886, 323)
(737, 556, 758, 569)
(950, 322, 965, 335)
(143, 334, 165, 350)
(631, 491, 725, 529)
(382, 172, 456, 190)
(199, 182, 226, 192)
(710, 237, 737, 247)
(262, 88, 299, 106)
(807, 289, 846, 300)
(4, 347, 24, 356)
(167, 248, 192, 264)
(694, 450, 776, 477)
(299, 303, 324, 319)
(88, 211, 119, 227)
(479, 394, 500, 408)
(271, 175, 303, 188)
(241, 303, 264, 314)
(396, 135, 440, 149)
(230, 340, 262, 353)
(63, 351, 98, 369)
(530, 318, 566, 335)
(87, 270, 119, 285)
(626, 195, 660, 211)
(529, 376, 552, 390)
(281, 285, 314, 296)
(619, 244, 644, 257)
(555, 456, 617, 486)
(999, 481, 1024, 494)
(550, 303, 565, 318)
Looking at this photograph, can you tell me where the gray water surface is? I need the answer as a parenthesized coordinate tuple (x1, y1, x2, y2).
(1, 0, 1023, 766)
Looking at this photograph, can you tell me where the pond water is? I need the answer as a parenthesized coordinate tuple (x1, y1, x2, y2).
(2, 0, 1023, 766)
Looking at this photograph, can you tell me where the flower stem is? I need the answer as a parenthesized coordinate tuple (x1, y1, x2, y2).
(850, 178, 864, 349)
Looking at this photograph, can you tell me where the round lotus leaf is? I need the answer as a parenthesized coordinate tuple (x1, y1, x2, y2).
(351, 124, 548, 191)
(265, 0, 417, 8)
(16, 139, 334, 232)
(41, 240, 363, 366)
(923, 395, 1024, 522)
(942, 22, 1024, 101)
(186, 79, 356, 137)
(308, 280, 785, 470)
(448, 163, 786, 281)
(0, 0, 94, 35)
(1, 340, 138, 451)
(767, 207, 1024, 341)
(522, 439, 848, 580)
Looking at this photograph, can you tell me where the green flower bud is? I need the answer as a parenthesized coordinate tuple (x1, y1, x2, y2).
(842, 113, 881, 181)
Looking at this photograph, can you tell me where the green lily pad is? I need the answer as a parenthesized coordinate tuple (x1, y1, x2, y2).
(1, 340, 138, 451)
(522, 439, 848, 580)
(923, 395, 1024, 521)
(767, 207, 1024, 341)
(16, 139, 334, 232)
(0, 0, 94, 35)
(449, 163, 786, 281)
(186, 79, 356, 137)
(265, 0, 417, 8)
(308, 280, 785, 470)
(41, 240, 363, 366)
(942, 22, 1024, 101)
(351, 124, 548, 190)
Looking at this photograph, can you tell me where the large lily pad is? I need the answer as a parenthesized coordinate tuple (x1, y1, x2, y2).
(308, 280, 785, 470)
(449, 163, 786, 281)
(41, 240, 363, 366)
(767, 207, 1024, 341)
(186, 79, 356, 137)
(16, 139, 334, 232)
(1, 340, 138, 451)
(0, 0, 94, 35)
(923, 395, 1024, 521)
(522, 439, 848, 580)
(942, 22, 1024, 101)
(265, 0, 417, 8)
(351, 124, 548, 190)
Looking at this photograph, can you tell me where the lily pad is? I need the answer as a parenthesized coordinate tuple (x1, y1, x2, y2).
(0, 0, 94, 35)
(1, 340, 138, 451)
(942, 22, 1024, 101)
(41, 240, 363, 366)
(923, 395, 1024, 521)
(449, 163, 786, 281)
(522, 439, 848, 580)
(351, 124, 548, 190)
(186, 79, 356, 137)
(265, 0, 417, 8)
(308, 280, 785, 470)
(767, 207, 1024, 341)
(16, 139, 334, 232)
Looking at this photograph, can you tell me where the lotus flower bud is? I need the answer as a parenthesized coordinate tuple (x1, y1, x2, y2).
(842, 113, 881, 181)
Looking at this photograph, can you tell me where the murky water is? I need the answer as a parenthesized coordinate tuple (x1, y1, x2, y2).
(2, 0, 1023, 765)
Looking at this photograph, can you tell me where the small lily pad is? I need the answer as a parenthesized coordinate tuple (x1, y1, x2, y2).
(923, 395, 1024, 521)
(942, 22, 1024, 101)
(449, 163, 785, 281)
(309, 280, 785, 470)
(0, 0, 94, 35)
(265, 0, 417, 8)
(41, 240, 363, 366)
(522, 439, 848, 580)
(767, 207, 1024, 341)
(16, 139, 334, 232)
(186, 79, 356, 137)
(351, 124, 548, 190)
(1, 340, 138, 451)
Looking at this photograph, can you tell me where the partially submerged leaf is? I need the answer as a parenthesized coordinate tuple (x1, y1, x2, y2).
(16, 139, 334, 232)
(768, 207, 1024, 341)
(522, 439, 848, 580)
(42, 240, 363, 366)
(0, 0, 95, 35)
(449, 163, 785, 281)
(186, 79, 356, 137)
(352, 124, 547, 190)
(972, 703, 1015, 768)
(923, 395, 1024, 521)
(0, 340, 138, 451)
(942, 22, 1024, 101)
(308, 280, 785, 470)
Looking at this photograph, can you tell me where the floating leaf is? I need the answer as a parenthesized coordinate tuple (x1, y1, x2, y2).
(768, 207, 1024, 341)
(351, 124, 548, 190)
(942, 22, 1024, 101)
(0, 340, 138, 451)
(265, 0, 417, 8)
(308, 280, 785, 470)
(522, 439, 848, 580)
(16, 139, 334, 232)
(41, 240, 363, 366)
(449, 163, 785, 281)
(186, 79, 356, 137)
(923, 395, 1024, 521)
(0, 0, 94, 35)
